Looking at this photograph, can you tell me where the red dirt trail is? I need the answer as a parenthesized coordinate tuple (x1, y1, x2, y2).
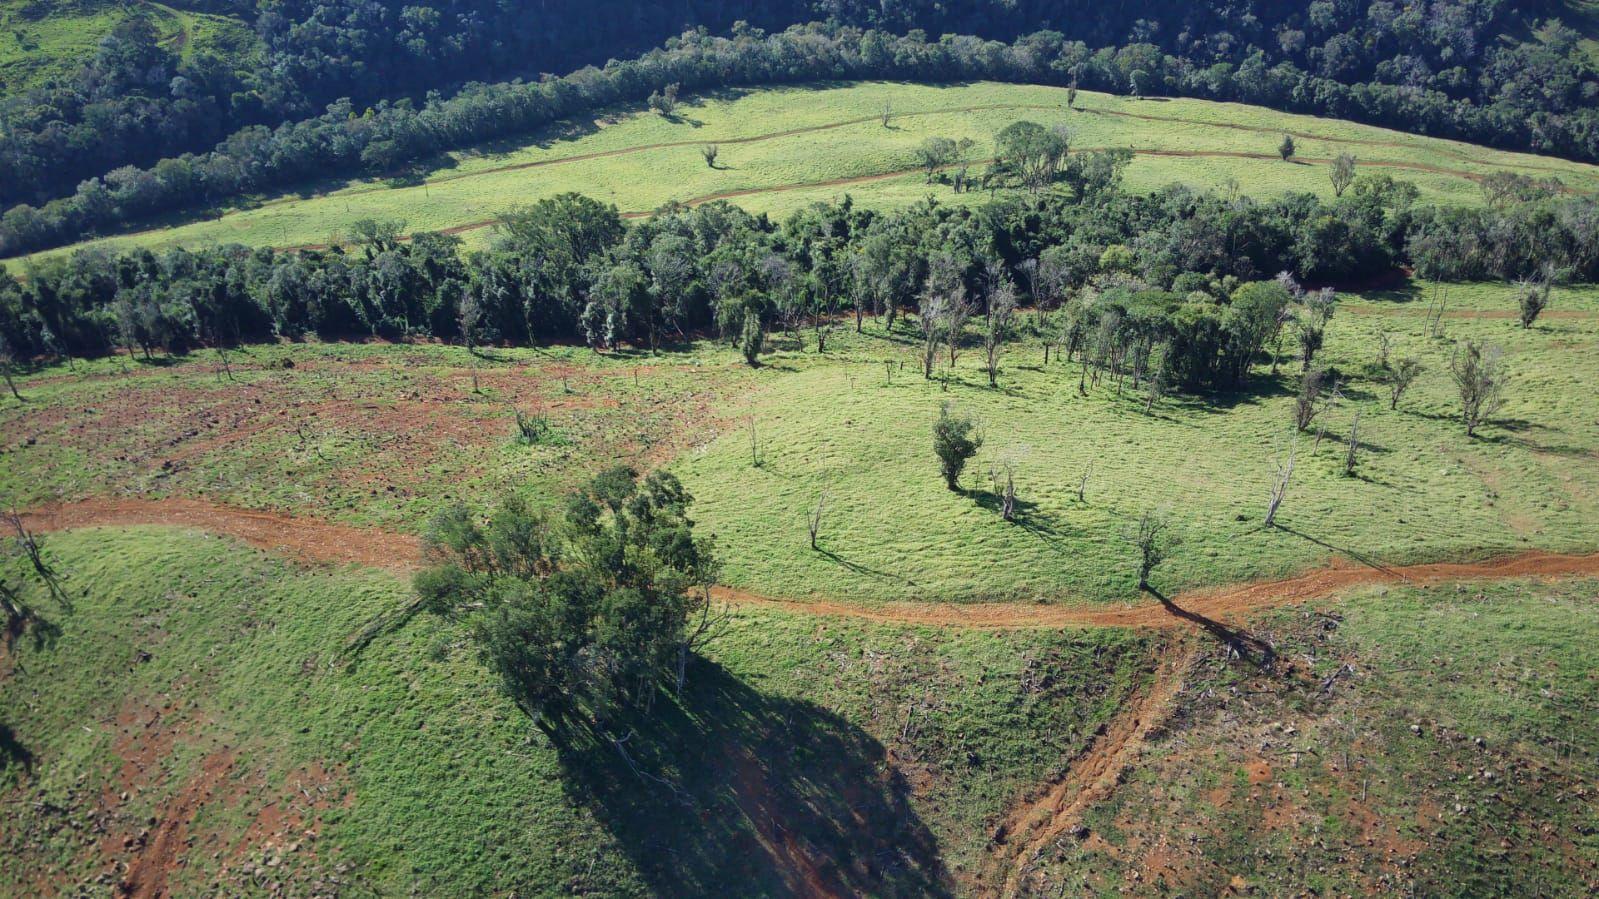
(21, 497, 1599, 631)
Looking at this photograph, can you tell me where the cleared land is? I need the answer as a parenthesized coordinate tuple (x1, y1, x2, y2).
(5, 281, 1598, 608)
(12, 80, 1599, 268)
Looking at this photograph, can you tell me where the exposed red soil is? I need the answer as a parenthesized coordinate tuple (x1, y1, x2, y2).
(979, 643, 1199, 899)
(116, 750, 235, 899)
(22, 498, 1599, 628)
(20, 498, 421, 571)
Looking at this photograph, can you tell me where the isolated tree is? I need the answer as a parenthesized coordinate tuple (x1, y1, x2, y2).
(1264, 441, 1296, 528)
(1389, 357, 1423, 410)
(457, 286, 485, 354)
(0, 334, 22, 402)
(1330, 153, 1357, 197)
(1450, 340, 1508, 437)
(1279, 134, 1296, 161)
(700, 144, 719, 168)
(1066, 78, 1079, 110)
(807, 491, 827, 549)
(1515, 274, 1554, 329)
(933, 403, 982, 491)
(1343, 410, 1362, 477)
(1294, 367, 1338, 432)
(916, 136, 959, 182)
(415, 468, 718, 726)
(1127, 508, 1180, 592)
(983, 278, 1018, 387)
(988, 458, 1017, 521)
(879, 101, 893, 128)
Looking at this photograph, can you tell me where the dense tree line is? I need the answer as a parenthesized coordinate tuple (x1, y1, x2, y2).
(5, 159, 1595, 396)
(5, 3, 1599, 256)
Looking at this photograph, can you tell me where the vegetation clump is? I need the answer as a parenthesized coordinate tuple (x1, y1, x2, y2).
(415, 468, 719, 728)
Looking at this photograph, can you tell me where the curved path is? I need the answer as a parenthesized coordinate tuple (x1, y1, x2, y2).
(21, 497, 1599, 630)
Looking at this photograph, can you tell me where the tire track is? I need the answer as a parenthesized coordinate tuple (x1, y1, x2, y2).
(20, 497, 1599, 631)
(978, 641, 1198, 899)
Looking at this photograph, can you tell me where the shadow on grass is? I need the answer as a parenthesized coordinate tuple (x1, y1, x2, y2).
(544, 659, 950, 897)
(1274, 524, 1404, 578)
(817, 548, 918, 587)
(0, 723, 33, 775)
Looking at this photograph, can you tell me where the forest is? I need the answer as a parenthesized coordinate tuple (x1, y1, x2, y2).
(3, 2, 1598, 255)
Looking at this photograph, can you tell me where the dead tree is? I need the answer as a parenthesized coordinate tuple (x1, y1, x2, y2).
(1344, 410, 1362, 478)
(807, 491, 827, 549)
(1264, 440, 1297, 528)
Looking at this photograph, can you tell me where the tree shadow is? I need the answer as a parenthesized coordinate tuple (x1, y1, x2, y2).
(1273, 525, 1404, 578)
(816, 548, 918, 588)
(0, 723, 33, 775)
(544, 659, 950, 897)
(1144, 588, 1276, 670)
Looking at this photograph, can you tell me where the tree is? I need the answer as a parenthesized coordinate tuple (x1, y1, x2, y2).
(933, 403, 981, 491)
(1515, 274, 1554, 329)
(0, 334, 22, 402)
(700, 144, 719, 168)
(995, 121, 1070, 194)
(415, 468, 718, 726)
(1127, 508, 1179, 592)
(1389, 357, 1423, 410)
(1450, 340, 1507, 437)
(1296, 287, 1337, 370)
(1330, 153, 1357, 197)
(807, 491, 827, 550)
(915, 136, 959, 182)
(879, 101, 893, 128)
(2, 511, 71, 650)
(988, 457, 1017, 521)
(983, 277, 1017, 387)
(1294, 367, 1337, 432)
(739, 309, 764, 366)
(1264, 440, 1296, 528)
(1066, 78, 1079, 110)
(919, 288, 949, 380)
(1343, 410, 1362, 477)
(1279, 134, 1297, 161)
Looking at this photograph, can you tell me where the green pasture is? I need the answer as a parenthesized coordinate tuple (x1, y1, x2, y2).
(0, 1, 255, 100)
(12, 80, 1599, 268)
(0, 527, 1151, 894)
(5, 280, 1597, 609)
(675, 281, 1599, 605)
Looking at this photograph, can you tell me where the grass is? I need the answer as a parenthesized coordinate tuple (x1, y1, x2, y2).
(1028, 576, 1599, 896)
(4, 280, 1597, 606)
(11, 79, 1599, 268)
(675, 282, 1599, 604)
(0, 527, 1152, 895)
(0, 1, 256, 101)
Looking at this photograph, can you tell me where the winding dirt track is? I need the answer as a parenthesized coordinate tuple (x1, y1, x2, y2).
(21, 497, 1599, 631)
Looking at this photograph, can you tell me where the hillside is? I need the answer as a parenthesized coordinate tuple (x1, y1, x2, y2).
(0, 0, 255, 100)
(3, 9, 1599, 896)
(10, 80, 1599, 268)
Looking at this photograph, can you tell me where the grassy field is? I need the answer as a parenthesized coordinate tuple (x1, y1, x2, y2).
(11, 79, 1599, 268)
(4, 280, 1598, 609)
(1024, 576, 1599, 896)
(0, 528, 1152, 895)
(0, 1, 255, 100)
